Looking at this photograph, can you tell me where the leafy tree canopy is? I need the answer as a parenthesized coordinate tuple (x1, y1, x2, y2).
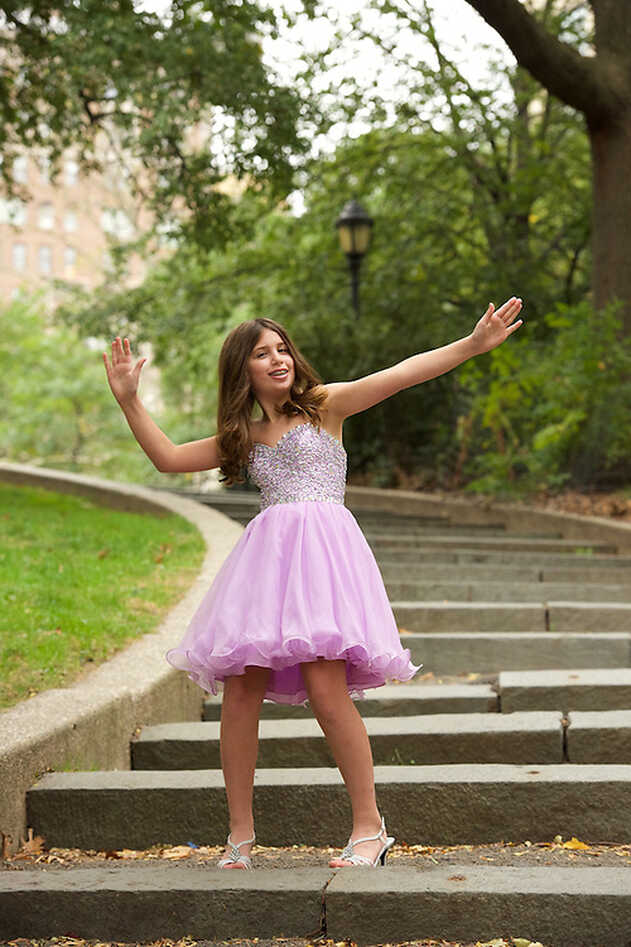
(0, 0, 309, 246)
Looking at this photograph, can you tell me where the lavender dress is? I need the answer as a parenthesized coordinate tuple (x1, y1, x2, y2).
(165, 423, 420, 704)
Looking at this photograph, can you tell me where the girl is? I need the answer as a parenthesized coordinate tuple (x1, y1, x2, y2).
(103, 296, 523, 871)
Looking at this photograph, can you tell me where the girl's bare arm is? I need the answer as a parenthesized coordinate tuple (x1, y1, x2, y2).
(104, 337, 220, 473)
(324, 297, 523, 420)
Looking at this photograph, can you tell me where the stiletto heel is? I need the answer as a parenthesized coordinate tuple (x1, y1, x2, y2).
(335, 815, 395, 868)
(217, 833, 255, 869)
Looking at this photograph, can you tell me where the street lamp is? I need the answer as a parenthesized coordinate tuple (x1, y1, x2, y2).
(335, 199, 374, 317)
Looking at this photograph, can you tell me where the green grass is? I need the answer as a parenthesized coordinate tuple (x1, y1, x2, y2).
(0, 482, 205, 709)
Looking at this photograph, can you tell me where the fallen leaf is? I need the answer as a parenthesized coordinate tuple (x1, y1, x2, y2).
(97, 548, 110, 559)
(162, 845, 193, 859)
(563, 837, 590, 850)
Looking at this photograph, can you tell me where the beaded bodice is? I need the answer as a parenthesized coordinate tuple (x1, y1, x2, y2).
(248, 423, 347, 511)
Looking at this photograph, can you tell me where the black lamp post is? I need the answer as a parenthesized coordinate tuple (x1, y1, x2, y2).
(335, 199, 374, 317)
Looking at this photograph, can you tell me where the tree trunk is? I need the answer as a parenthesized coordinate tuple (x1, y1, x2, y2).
(588, 114, 631, 329)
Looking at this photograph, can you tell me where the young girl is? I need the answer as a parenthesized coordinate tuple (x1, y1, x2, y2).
(104, 296, 522, 871)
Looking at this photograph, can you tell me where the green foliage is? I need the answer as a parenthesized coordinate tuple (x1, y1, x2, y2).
(0, 296, 156, 479)
(459, 302, 631, 492)
(0, 0, 308, 248)
(0, 482, 204, 708)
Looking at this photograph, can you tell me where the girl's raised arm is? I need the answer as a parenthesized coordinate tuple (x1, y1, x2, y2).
(104, 337, 220, 473)
(324, 297, 523, 420)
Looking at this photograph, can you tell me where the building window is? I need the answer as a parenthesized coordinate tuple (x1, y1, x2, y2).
(64, 210, 77, 232)
(101, 207, 133, 241)
(64, 159, 79, 187)
(13, 243, 27, 271)
(13, 156, 28, 184)
(38, 202, 55, 230)
(1, 198, 27, 227)
(38, 155, 51, 183)
(38, 245, 52, 275)
(64, 245, 77, 276)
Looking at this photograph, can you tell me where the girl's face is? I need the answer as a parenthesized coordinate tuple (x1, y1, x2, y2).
(247, 328, 295, 400)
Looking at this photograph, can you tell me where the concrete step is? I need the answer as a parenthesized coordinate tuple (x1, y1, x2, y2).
(499, 668, 631, 712)
(399, 631, 631, 674)
(370, 534, 617, 555)
(386, 579, 631, 603)
(202, 683, 498, 720)
(26, 764, 631, 849)
(132, 711, 562, 770)
(363, 525, 559, 538)
(2, 863, 630, 947)
(393, 601, 631, 632)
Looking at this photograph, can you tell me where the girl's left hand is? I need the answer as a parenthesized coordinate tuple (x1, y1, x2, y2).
(470, 297, 523, 354)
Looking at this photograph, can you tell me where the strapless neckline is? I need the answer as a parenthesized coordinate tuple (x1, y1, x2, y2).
(251, 423, 346, 456)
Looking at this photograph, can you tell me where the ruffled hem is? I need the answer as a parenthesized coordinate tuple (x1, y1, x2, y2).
(165, 631, 421, 706)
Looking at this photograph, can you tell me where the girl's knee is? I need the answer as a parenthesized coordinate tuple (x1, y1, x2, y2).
(223, 666, 270, 704)
(301, 659, 351, 721)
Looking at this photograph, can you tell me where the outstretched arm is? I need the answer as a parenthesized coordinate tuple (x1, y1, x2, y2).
(325, 297, 523, 420)
(104, 337, 220, 473)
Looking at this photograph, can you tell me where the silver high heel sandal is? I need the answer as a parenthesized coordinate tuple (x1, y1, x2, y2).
(335, 815, 395, 867)
(217, 833, 255, 869)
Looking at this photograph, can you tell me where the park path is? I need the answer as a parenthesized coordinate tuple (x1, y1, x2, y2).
(3, 493, 631, 946)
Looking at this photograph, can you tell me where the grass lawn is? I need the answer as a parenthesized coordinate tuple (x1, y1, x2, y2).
(0, 481, 205, 709)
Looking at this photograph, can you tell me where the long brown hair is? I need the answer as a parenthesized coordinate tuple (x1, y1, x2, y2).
(217, 318, 327, 485)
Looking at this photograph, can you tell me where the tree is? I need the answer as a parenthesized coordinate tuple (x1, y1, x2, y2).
(458, 0, 631, 328)
(0, 0, 308, 247)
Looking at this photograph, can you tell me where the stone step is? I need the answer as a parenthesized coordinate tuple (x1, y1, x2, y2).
(386, 579, 631, 603)
(393, 601, 631, 632)
(5, 862, 630, 947)
(202, 683, 498, 720)
(26, 764, 631, 849)
(132, 712, 562, 770)
(370, 534, 617, 555)
(379, 560, 631, 587)
(374, 548, 631, 567)
(2, 863, 630, 947)
(499, 668, 631, 712)
(568, 710, 631, 763)
(363, 525, 558, 538)
(399, 631, 630, 674)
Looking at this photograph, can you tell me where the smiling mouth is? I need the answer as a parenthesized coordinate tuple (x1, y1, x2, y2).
(269, 370, 289, 377)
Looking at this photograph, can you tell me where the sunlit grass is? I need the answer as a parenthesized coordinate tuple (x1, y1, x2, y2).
(0, 482, 205, 709)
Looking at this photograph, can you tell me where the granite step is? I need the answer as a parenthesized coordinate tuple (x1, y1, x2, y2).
(499, 668, 631, 712)
(370, 534, 617, 555)
(131, 711, 563, 770)
(5, 862, 631, 947)
(398, 631, 631, 674)
(2, 863, 631, 947)
(385, 579, 631, 602)
(373, 547, 631, 567)
(393, 601, 631, 632)
(26, 764, 631, 850)
(202, 683, 498, 719)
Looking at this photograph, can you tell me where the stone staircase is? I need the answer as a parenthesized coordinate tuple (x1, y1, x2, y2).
(4, 494, 631, 946)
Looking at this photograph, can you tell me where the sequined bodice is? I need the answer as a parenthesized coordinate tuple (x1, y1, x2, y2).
(248, 423, 347, 511)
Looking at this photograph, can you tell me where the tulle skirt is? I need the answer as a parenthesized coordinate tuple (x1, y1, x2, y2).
(165, 500, 421, 704)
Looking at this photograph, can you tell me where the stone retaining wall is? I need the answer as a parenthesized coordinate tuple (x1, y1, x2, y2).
(0, 462, 243, 854)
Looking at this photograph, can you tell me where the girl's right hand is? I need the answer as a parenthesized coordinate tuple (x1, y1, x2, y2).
(103, 337, 147, 405)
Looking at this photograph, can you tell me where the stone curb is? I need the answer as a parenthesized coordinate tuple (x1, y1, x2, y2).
(2, 863, 631, 946)
(25, 763, 631, 849)
(0, 462, 243, 855)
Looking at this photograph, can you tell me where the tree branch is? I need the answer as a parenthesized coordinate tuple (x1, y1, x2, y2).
(463, 0, 626, 126)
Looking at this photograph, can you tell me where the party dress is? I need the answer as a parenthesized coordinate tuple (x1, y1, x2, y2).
(165, 422, 420, 704)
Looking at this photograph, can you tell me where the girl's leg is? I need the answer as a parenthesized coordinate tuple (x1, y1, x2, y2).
(300, 658, 386, 867)
(219, 665, 270, 867)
